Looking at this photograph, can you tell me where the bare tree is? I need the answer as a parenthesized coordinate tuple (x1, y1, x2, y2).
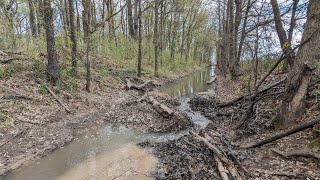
(137, 0, 142, 77)
(69, 0, 77, 76)
(43, 0, 60, 85)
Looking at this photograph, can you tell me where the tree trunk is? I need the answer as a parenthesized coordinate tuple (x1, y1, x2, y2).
(37, 0, 44, 35)
(127, 0, 135, 38)
(75, 0, 81, 33)
(44, 0, 60, 85)
(154, 0, 159, 77)
(82, 0, 91, 92)
(137, 0, 142, 77)
(69, 0, 77, 76)
(279, 0, 320, 124)
(27, 0, 38, 37)
(237, 0, 251, 64)
(270, 0, 294, 70)
(62, 0, 69, 47)
(227, 0, 236, 79)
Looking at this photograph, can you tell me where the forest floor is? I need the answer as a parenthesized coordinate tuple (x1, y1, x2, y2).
(0, 66, 201, 177)
(146, 72, 320, 180)
(0, 64, 319, 179)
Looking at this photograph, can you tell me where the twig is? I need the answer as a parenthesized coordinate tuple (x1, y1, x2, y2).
(0, 128, 28, 148)
(111, 168, 133, 180)
(35, 78, 71, 113)
(0, 57, 27, 64)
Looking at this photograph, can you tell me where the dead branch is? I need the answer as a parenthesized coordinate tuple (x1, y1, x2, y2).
(253, 168, 297, 178)
(0, 50, 7, 56)
(214, 155, 230, 180)
(0, 50, 24, 55)
(125, 78, 156, 91)
(271, 148, 320, 160)
(0, 128, 27, 148)
(206, 76, 216, 84)
(147, 96, 174, 118)
(190, 131, 243, 180)
(0, 57, 27, 64)
(219, 79, 285, 107)
(244, 117, 320, 148)
(1, 93, 31, 100)
(208, 131, 251, 177)
(234, 79, 286, 129)
(35, 78, 71, 113)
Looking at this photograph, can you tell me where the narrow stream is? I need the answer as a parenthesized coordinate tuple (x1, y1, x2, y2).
(5, 67, 215, 180)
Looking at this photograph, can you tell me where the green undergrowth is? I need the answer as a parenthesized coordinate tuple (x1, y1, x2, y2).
(0, 35, 206, 96)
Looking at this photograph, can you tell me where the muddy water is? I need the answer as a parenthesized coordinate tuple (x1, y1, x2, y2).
(161, 67, 215, 129)
(5, 67, 215, 180)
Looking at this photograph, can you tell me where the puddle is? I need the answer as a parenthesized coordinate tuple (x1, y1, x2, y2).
(5, 66, 216, 180)
(4, 125, 158, 180)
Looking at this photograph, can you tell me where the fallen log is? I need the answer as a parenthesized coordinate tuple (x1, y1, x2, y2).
(191, 131, 243, 180)
(271, 148, 320, 160)
(0, 50, 7, 56)
(206, 76, 216, 84)
(125, 78, 155, 91)
(35, 78, 71, 113)
(208, 131, 251, 177)
(148, 96, 174, 118)
(244, 117, 320, 148)
(0, 57, 27, 64)
(1, 93, 31, 100)
(214, 156, 230, 180)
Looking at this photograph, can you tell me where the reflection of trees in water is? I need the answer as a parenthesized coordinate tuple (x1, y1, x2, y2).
(160, 68, 214, 97)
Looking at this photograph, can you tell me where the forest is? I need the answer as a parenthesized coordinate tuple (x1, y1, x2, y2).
(0, 0, 319, 179)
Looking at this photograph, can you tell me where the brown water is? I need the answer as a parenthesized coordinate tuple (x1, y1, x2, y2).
(5, 67, 215, 180)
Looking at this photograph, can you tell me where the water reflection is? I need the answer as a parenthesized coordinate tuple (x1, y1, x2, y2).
(160, 67, 215, 97)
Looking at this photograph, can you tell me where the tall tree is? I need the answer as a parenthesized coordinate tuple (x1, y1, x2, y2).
(43, 0, 60, 84)
(127, 0, 135, 38)
(82, 0, 91, 92)
(154, 0, 159, 77)
(137, 0, 142, 77)
(69, 0, 77, 76)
